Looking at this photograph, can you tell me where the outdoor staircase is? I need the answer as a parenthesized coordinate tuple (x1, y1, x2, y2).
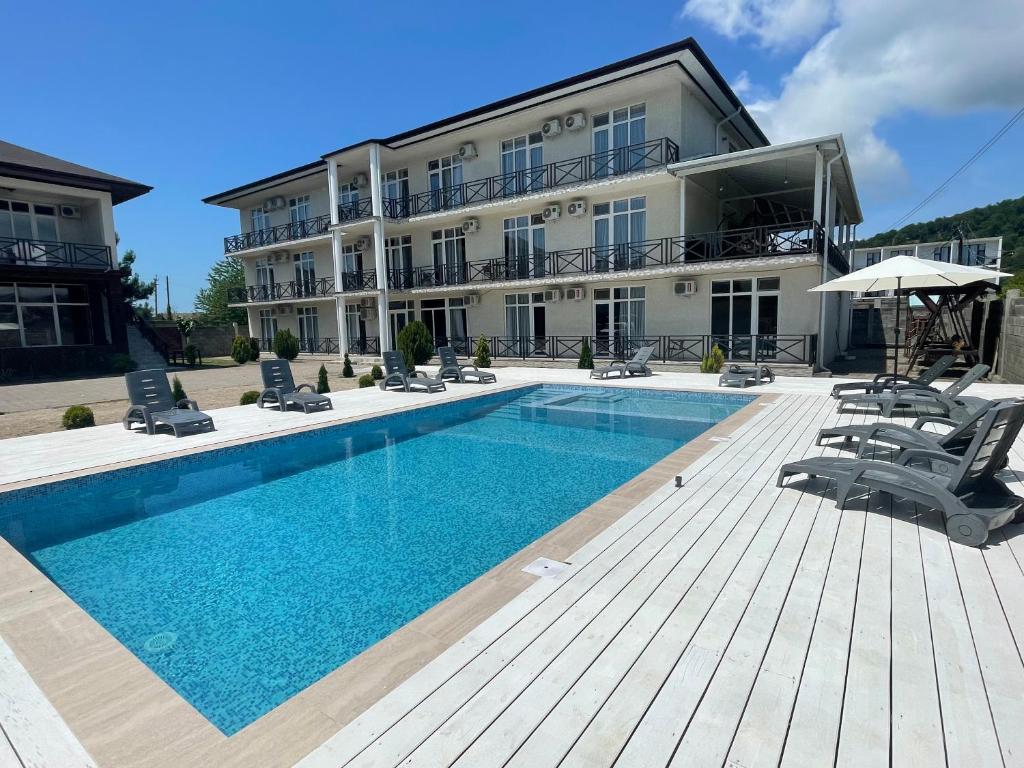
(126, 325, 168, 370)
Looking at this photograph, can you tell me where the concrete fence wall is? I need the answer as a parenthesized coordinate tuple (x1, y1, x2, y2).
(997, 289, 1024, 384)
(151, 324, 237, 357)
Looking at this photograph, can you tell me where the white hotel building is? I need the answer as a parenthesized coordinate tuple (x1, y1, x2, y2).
(204, 39, 862, 370)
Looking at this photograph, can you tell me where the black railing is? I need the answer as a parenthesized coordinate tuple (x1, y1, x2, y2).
(339, 269, 377, 292)
(229, 277, 336, 303)
(257, 336, 381, 356)
(224, 214, 332, 254)
(397, 138, 679, 217)
(338, 199, 373, 222)
(128, 311, 170, 362)
(0, 238, 113, 270)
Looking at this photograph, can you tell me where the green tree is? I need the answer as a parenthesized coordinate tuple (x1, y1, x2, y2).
(1000, 271, 1024, 297)
(272, 329, 299, 360)
(118, 249, 156, 311)
(342, 353, 354, 377)
(474, 334, 491, 368)
(231, 336, 251, 364)
(194, 256, 247, 325)
(316, 364, 330, 394)
(700, 344, 726, 373)
(171, 375, 187, 402)
(396, 320, 434, 370)
(578, 339, 594, 369)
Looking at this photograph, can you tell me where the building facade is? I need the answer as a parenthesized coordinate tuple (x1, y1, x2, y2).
(851, 236, 1003, 272)
(0, 141, 151, 377)
(204, 39, 861, 369)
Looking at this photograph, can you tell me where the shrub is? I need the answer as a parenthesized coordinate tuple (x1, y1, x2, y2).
(700, 344, 726, 374)
(231, 335, 250, 364)
(578, 339, 594, 370)
(239, 390, 259, 405)
(317, 364, 330, 394)
(108, 353, 137, 373)
(358, 373, 375, 388)
(171, 375, 187, 403)
(396, 320, 434, 370)
(62, 405, 95, 430)
(342, 353, 354, 378)
(370, 364, 384, 380)
(474, 334, 491, 368)
(184, 344, 200, 367)
(272, 329, 299, 360)
(248, 337, 260, 361)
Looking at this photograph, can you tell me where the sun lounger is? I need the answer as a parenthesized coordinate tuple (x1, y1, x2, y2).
(257, 359, 333, 414)
(778, 399, 1024, 546)
(437, 345, 496, 384)
(122, 369, 215, 437)
(380, 350, 446, 393)
(836, 363, 989, 417)
(830, 354, 955, 399)
(719, 365, 775, 388)
(590, 344, 656, 380)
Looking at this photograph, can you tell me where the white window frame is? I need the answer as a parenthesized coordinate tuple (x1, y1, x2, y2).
(250, 207, 272, 233)
(296, 305, 319, 348)
(258, 309, 278, 342)
(288, 195, 311, 224)
(0, 282, 92, 348)
(0, 199, 61, 242)
(592, 285, 646, 355)
(503, 214, 546, 279)
(593, 196, 646, 270)
(500, 132, 544, 194)
(592, 103, 646, 175)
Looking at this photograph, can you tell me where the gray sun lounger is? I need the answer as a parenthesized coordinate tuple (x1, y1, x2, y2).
(778, 399, 1024, 547)
(817, 398, 1007, 457)
(122, 369, 215, 437)
(257, 359, 333, 414)
(719, 365, 775, 388)
(830, 354, 955, 399)
(836, 363, 989, 417)
(437, 345, 496, 384)
(380, 350, 446, 393)
(590, 344, 656, 380)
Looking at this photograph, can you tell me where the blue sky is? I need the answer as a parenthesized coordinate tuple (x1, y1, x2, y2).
(5, 1, 1022, 307)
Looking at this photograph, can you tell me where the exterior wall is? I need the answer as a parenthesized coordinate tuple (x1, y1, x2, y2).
(235, 176, 331, 234)
(850, 236, 1003, 271)
(997, 290, 1024, 384)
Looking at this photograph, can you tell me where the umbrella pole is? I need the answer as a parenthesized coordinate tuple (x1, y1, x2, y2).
(893, 276, 902, 381)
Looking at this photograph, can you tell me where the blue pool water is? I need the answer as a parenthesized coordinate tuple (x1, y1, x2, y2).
(0, 385, 751, 734)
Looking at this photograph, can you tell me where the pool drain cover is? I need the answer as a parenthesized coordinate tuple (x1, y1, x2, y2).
(144, 631, 178, 653)
(522, 557, 569, 578)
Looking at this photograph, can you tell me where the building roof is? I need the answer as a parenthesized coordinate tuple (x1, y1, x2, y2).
(203, 37, 768, 206)
(0, 140, 152, 204)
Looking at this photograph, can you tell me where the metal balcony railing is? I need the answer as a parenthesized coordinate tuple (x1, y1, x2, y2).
(229, 277, 336, 303)
(223, 214, 332, 254)
(0, 238, 113, 270)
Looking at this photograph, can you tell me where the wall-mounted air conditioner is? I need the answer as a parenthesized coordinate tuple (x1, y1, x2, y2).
(543, 288, 562, 303)
(359, 306, 377, 320)
(458, 142, 477, 160)
(564, 287, 585, 301)
(461, 217, 480, 234)
(263, 196, 286, 212)
(354, 236, 371, 251)
(542, 204, 561, 222)
(541, 118, 562, 137)
(273, 250, 290, 262)
(564, 112, 586, 131)
(567, 199, 587, 217)
(360, 297, 376, 308)
(674, 280, 698, 296)
(278, 304, 294, 314)
(465, 294, 481, 306)
(59, 204, 81, 219)
(351, 173, 368, 188)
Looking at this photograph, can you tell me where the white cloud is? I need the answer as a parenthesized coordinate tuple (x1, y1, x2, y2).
(682, 0, 832, 50)
(687, 0, 1024, 193)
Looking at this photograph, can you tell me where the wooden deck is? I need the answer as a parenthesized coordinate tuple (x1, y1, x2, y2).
(297, 392, 1024, 768)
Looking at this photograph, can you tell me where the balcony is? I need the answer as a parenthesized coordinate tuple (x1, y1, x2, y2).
(386, 221, 834, 290)
(338, 269, 377, 292)
(0, 238, 113, 270)
(390, 138, 679, 218)
(223, 214, 331, 254)
(255, 336, 380, 356)
(229, 277, 336, 303)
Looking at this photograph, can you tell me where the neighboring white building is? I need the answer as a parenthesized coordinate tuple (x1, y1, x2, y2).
(203, 38, 862, 369)
(851, 236, 1003, 272)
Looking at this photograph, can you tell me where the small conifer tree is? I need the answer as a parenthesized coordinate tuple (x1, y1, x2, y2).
(700, 344, 726, 373)
(578, 339, 594, 369)
(316, 364, 330, 394)
(473, 334, 491, 368)
(342, 353, 354, 377)
(171, 375, 187, 403)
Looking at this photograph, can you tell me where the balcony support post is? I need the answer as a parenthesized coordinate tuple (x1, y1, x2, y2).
(328, 156, 347, 360)
(99, 192, 118, 268)
(368, 143, 390, 352)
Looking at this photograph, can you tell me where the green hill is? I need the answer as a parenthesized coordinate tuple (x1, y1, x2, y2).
(860, 195, 1023, 271)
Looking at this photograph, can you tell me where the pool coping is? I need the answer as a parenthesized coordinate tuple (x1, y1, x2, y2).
(0, 382, 773, 768)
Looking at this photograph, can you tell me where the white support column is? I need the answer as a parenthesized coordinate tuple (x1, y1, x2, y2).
(812, 149, 824, 228)
(678, 177, 688, 238)
(327, 157, 340, 226)
(368, 143, 390, 352)
(99, 192, 118, 267)
(327, 157, 347, 359)
(812, 149, 825, 369)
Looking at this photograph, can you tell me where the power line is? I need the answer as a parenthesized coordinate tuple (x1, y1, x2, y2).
(887, 103, 1024, 233)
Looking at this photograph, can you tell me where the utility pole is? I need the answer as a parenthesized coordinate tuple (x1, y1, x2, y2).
(153, 275, 159, 316)
(165, 276, 171, 319)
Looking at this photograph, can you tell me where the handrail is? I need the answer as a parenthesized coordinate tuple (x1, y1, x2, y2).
(0, 237, 113, 270)
(224, 214, 332, 254)
(228, 277, 336, 303)
(128, 311, 171, 362)
(257, 336, 380, 356)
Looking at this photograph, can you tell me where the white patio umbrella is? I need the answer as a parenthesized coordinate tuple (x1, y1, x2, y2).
(809, 255, 1011, 380)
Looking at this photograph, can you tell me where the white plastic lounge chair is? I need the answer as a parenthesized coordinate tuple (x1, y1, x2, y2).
(836, 363, 989, 417)
(437, 345, 496, 384)
(719, 365, 775, 388)
(380, 350, 446, 393)
(257, 359, 333, 414)
(778, 399, 1024, 547)
(590, 344, 656, 380)
(830, 354, 955, 399)
(122, 370, 215, 437)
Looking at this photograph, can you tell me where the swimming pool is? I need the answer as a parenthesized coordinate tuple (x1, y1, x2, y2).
(0, 384, 752, 734)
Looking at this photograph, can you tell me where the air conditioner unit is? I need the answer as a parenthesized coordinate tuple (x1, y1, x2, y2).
(273, 250, 290, 262)
(458, 142, 477, 160)
(359, 306, 377, 320)
(564, 287, 586, 301)
(542, 204, 561, 222)
(59, 204, 81, 219)
(564, 112, 586, 131)
(465, 294, 481, 306)
(278, 304, 294, 314)
(354, 236, 371, 250)
(263, 196, 286, 212)
(567, 199, 587, 217)
(461, 217, 479, 234)
(360, 297, 376, 309)
(351, 173, 368, 188)
(543, 288, 562, 303)
(674, 280, 698, 296)
(541, 118, 562, 137)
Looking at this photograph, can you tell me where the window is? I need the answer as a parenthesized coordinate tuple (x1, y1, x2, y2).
(889, 248, 913, 258)
(428, 154, 463, 210)
(340, 242, 364, 290)
(293, 251, 316, 296)
(344, 303, 365, 346)
(250, 207, 272, 233)
(504, 292, 547, 356)
(0, 199, 61, 241)
(0, 282, 92, 348)
(383, 169, 410, 217)
(431, 228, 466, 285)
(500, 133, 544, 195)
(448, 297, 468, 343)
(255, 258, 276, 300)
(297, 306, 319, 350)
(503, 214, 545, 279)
(710, 277, 780, 360)
(965, 243, 987, 266)
(593, 286, 645, 356)
(593, 104, 646, 176)
(337, 183, 360, 220)
(258, 309, 278, 343)
(864, 250, 881, 266)
(288, 195, 311, 225)
(593, 197, 646, 271)
(385, 234, 413, 289)
(931, 245, 951, 262)
(389, 300, 415, 347)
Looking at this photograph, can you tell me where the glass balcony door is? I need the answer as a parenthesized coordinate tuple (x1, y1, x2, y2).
(504, 292, 546, 356)
(386, 235, 413, 289)
(297, 306, 319, 351)
(255, 260, 276, 301)
(593, 197, 646, 271)
(593, 286, 645, 357)
(294, 252, 316, 297)
(383, 169, 410, 218)
(502, 214, 545, 279)
(593, 104, 646, 177)
(500, 133, 544, 196)
(428, 155, 463, 211)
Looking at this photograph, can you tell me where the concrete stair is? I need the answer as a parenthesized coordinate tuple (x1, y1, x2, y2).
(126, 325, 168, 370)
